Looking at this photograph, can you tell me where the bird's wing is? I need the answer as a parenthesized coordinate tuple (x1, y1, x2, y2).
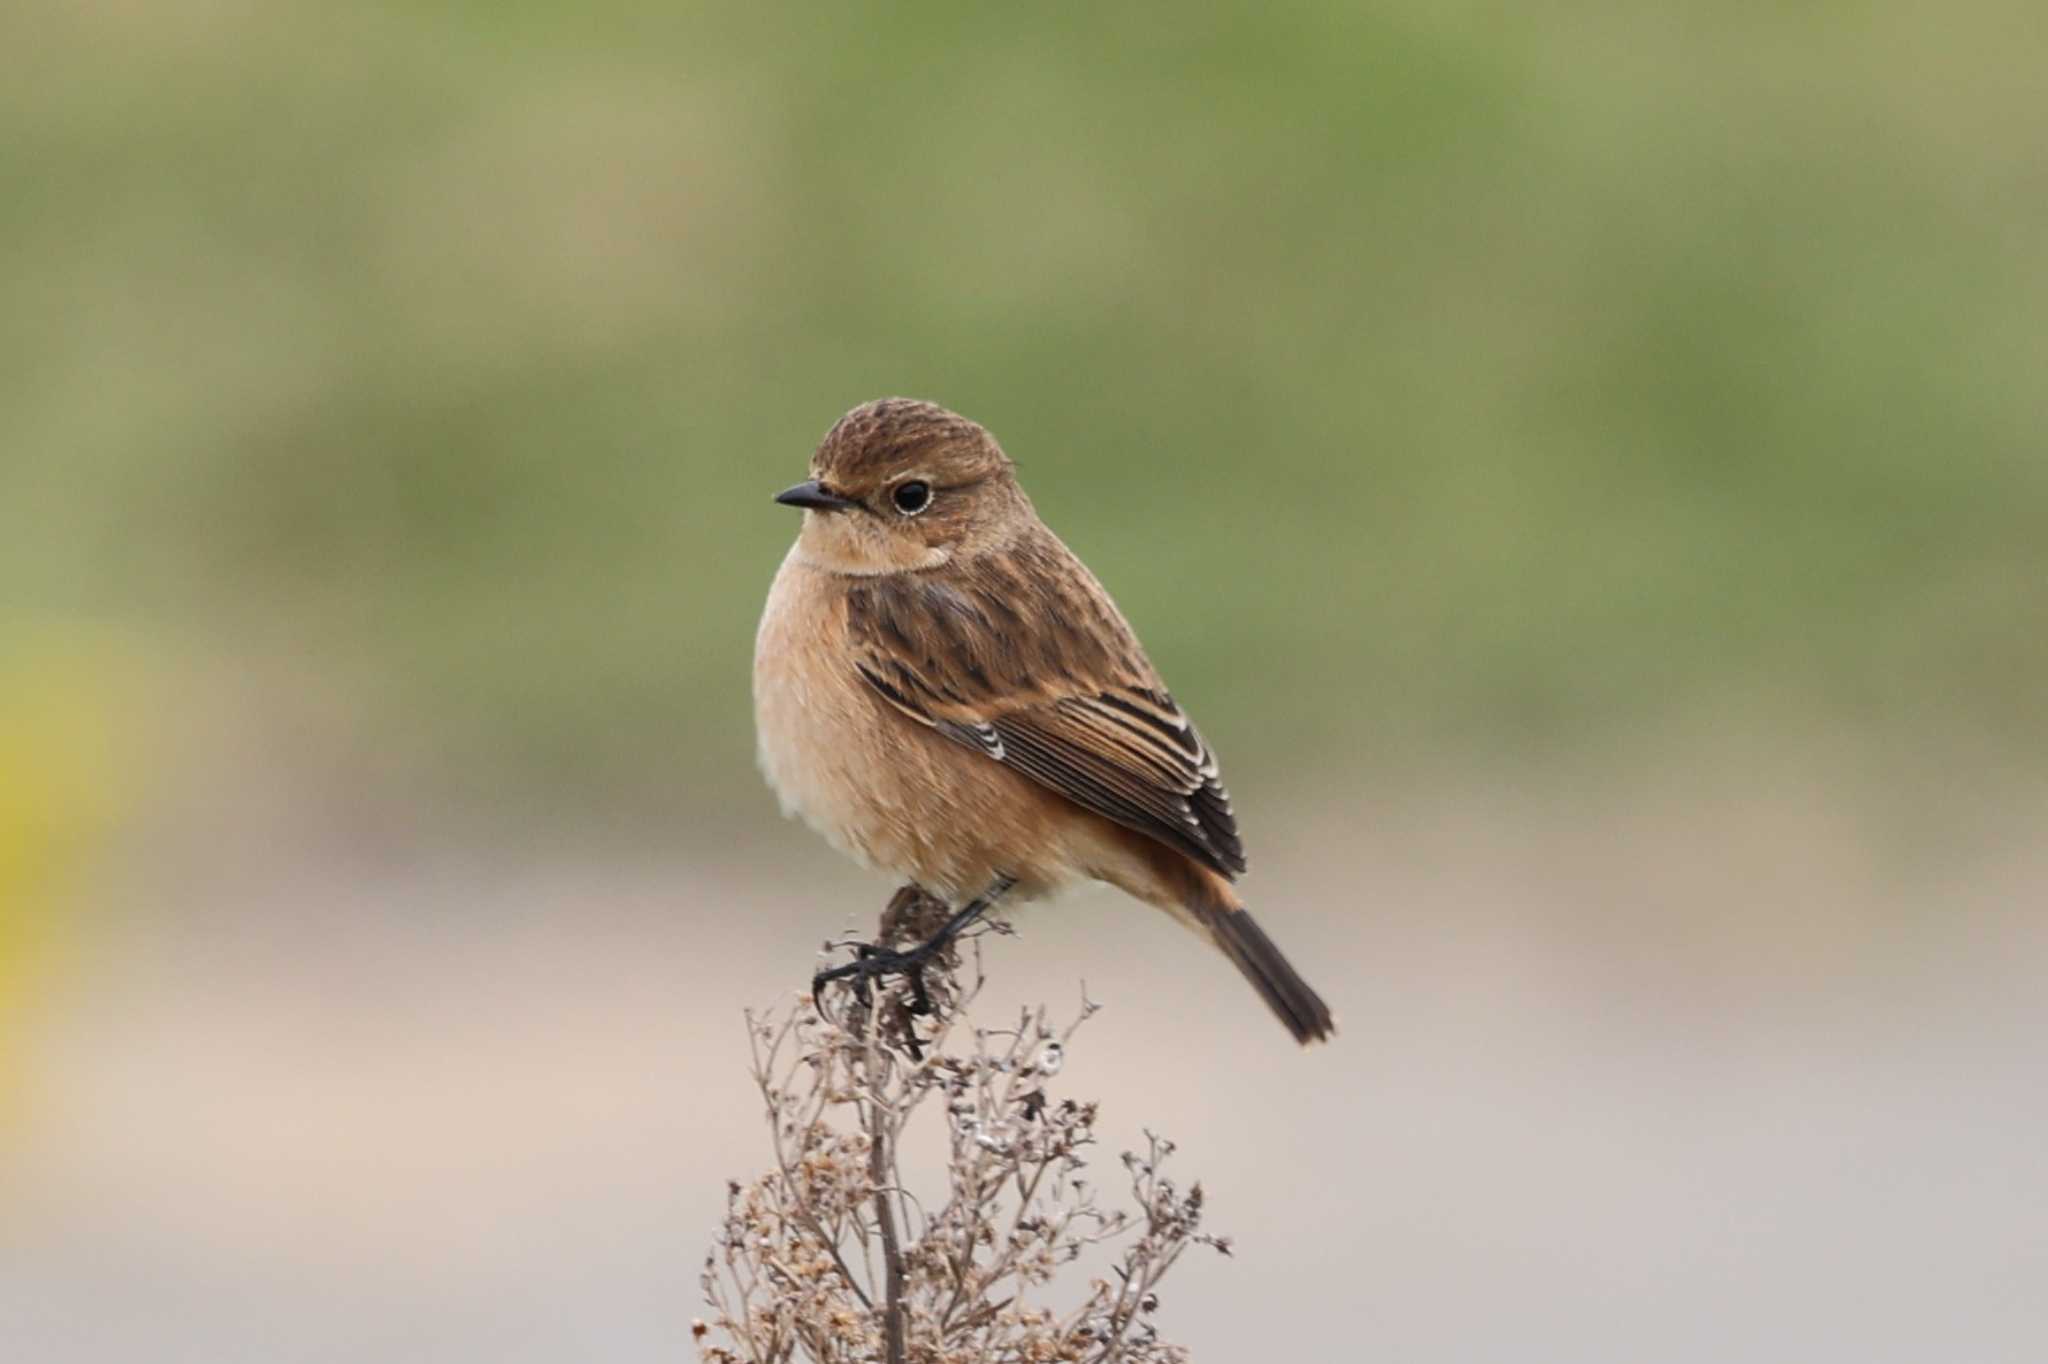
(844, 531, 1245, 877)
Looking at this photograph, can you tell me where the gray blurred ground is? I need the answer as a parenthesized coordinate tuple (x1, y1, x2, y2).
(7, 739, 2044, 1363)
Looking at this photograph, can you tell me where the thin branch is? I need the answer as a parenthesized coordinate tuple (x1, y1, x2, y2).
(861, 1009, 908, 1364)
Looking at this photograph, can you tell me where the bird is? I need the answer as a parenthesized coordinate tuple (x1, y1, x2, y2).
(753, 397, 1334, 1044)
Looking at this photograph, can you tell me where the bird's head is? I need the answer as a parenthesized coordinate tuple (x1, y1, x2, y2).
(776, 398, 1029, 575)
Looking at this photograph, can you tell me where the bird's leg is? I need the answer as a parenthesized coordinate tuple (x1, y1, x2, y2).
(811, 875, 1018, 1021)
(904, 876, 1017, 969)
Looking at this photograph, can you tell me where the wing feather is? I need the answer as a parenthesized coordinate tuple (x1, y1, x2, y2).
(844, 530, 1247, 877)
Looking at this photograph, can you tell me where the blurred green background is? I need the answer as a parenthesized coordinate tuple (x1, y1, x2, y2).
(8, 1, 2043, 810)
(5, 4, 2046, 1361)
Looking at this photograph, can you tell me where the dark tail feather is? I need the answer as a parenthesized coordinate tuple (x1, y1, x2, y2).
(1208, 907, 1336, 1045)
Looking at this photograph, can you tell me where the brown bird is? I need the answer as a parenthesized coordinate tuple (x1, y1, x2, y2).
(753, 398, 1334, 1044)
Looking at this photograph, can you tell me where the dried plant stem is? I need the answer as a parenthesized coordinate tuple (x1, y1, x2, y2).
(698, 923, 1226, 1364)
(862, 1019, 908, 1364)
(755, 1009, 873, 1313)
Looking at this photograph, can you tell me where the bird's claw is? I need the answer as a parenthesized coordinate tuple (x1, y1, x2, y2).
(810, 942, 941, 1058)
(812, 942, 935, 1013)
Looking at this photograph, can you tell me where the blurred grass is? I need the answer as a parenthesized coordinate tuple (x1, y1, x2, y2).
(3, 1, 2043, 816)
(0, 627, 136, 1132)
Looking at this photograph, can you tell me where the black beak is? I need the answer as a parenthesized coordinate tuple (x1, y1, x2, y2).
(774, 480, 857, 512)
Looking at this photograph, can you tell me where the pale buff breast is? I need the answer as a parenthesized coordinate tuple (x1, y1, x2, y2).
(752, 547, 1111, 905)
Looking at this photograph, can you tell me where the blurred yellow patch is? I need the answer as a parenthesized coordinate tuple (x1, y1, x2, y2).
(0, 627, 140, 1135)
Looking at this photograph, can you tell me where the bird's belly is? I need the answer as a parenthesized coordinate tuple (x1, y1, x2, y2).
(752, 558, 1087, 903)
(754, 671, 996, 896)
(752, 558, 946, 888)
(753, 651, 902, 868)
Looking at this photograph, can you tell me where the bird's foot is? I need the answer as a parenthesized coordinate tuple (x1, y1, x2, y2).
(809, 941, 949, 1060)
(811, 938, 943, 1016)
(808, 876, 1019, 1057)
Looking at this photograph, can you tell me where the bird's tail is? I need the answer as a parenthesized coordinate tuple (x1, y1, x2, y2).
(1207, 905, 1336, 1045)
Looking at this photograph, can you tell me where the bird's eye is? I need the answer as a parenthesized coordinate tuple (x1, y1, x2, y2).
(891, 480, 932, 516)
